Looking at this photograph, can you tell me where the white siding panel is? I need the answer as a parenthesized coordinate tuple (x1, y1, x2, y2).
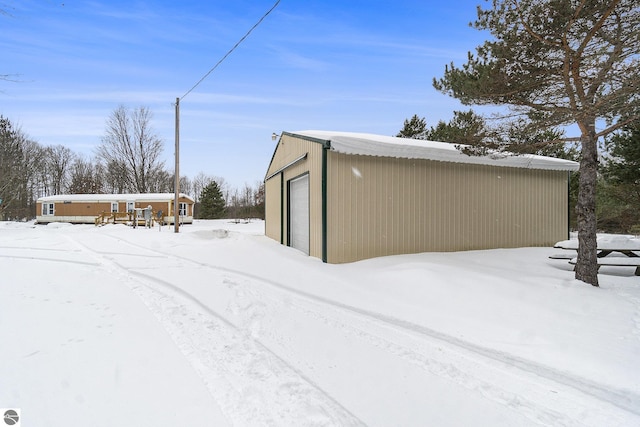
(289, 174, 310, 255)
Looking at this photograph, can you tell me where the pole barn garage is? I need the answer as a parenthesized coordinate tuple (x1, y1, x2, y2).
(264, 131, 579, 264)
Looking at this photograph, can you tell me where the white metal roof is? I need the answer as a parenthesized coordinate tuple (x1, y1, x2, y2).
(36, 193, 195, 203)
(293, 130, 580, 172)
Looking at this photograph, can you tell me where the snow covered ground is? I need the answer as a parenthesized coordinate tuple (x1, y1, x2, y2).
(1, 219, 639, 426)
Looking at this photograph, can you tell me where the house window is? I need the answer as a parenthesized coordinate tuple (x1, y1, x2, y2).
(179, 203, 188, 216)
(126, 202, 135, 213)
(42, 203, 54, 216)
(111, 202, 118, 213)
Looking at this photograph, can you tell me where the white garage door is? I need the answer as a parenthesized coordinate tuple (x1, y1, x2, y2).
(289, 174, 309, 255)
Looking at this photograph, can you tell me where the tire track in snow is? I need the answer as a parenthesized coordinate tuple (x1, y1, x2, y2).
(0, 254, 100, 266)
(68, 231, 640, 425)
(64, 233, 365, 427)
(218, 275, 637, 427)
(96, 231, 640, 420)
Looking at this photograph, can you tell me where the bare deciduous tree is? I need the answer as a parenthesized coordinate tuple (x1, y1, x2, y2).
(191, 172, 212, 203)
(179, 175, 192, 197)
(67, 156, 104, 194)
(96, 105, 166, 194)
(0, 116, 43, 219)
(0, 116, 26, 219)
(148, 169, 174, 193)
(46, 145, 75, 195)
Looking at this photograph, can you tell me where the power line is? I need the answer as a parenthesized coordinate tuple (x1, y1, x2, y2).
(173, 0, 280, 233)
(180, 0, 281, 100)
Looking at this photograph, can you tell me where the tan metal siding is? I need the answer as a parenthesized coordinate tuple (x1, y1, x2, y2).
(264, 174, 282, 242)
(264, 135, 325, 259)
(326, 152, 568, 263)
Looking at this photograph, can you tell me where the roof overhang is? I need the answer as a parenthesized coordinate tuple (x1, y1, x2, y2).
(36, 193, 196, 203)
(291, 130, 580, 172)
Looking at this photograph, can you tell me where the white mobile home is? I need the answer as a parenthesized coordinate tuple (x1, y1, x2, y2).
(35, 193, 194, 225)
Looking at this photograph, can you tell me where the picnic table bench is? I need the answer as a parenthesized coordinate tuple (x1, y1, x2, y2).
(552, 236, 640, 276)
(567, 257, 640, 275)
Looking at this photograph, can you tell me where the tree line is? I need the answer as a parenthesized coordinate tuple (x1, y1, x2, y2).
(0, 107, 264, 221)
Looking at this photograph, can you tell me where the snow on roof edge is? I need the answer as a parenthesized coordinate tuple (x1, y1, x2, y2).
(36, 193, 195, 203)
(292, 130, 579, 172)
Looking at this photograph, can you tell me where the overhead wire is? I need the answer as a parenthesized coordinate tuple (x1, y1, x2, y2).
(180, 0, 281, 101)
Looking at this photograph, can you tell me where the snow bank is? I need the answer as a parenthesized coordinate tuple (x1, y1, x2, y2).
(1, 220, 638, 426)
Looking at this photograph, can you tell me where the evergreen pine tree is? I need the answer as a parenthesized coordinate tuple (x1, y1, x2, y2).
(604, 123, 640, 188)
(199, 181, 226, 219)
(432, 0, 640, 286)
(396, 115, 427, 139)
(601, 121, 640, 233)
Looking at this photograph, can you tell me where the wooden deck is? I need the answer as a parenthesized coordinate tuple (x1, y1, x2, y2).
(95, 211, 155, 227)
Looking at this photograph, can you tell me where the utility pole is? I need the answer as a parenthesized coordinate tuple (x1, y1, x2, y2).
(174, 97, 180, 233)
(172, 0, 280, 233)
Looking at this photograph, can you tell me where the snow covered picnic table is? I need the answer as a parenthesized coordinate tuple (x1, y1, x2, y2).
(552, 235, 640, 275)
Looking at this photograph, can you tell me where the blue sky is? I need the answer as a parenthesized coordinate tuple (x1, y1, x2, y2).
(1, 0, 491, 190)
